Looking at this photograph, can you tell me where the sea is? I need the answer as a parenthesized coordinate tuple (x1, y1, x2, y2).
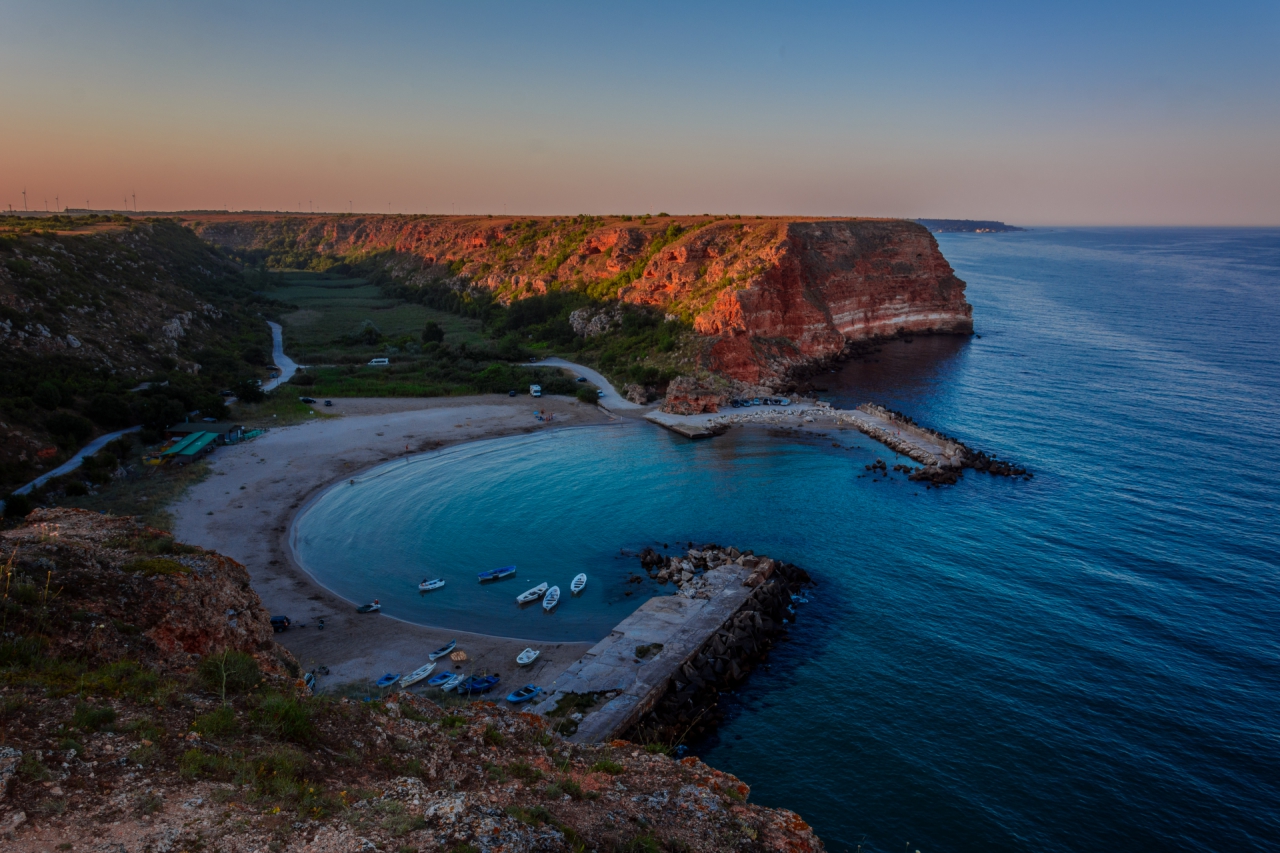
(293, 227, 1280, 851)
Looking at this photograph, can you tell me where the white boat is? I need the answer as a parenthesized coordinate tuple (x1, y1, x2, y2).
(418, 578, 445, 591)
(399, 662, 436, 688)
(441, 673, 466, 692)
(428, 639, 457, 661)
(517, 647, 540, 666)
(516, 582, 549, 605)
(542, 586, 561, 611)
(570, 573, 587, 595)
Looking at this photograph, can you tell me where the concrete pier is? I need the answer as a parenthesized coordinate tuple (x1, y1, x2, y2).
(531, 563, 756, 743)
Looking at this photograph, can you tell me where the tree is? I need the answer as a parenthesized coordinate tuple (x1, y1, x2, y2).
(421, 321, 445, 344)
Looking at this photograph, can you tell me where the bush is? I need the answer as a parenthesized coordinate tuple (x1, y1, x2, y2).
(252, 693, 315, 744)
(0, 636, 46, 667)
(3, 492, 33, 518)
(233, 378, 266, 403)
(198, 650, 262, 698)
(192, 705, 238, 738)
(45, 412, 94, 448)
(289, 372, 316, 387)
(421, 321, 445, 343)
(87, 393, 132, 428)
(576, 386, 598, 404)
(72, 702, 117, 732)
(590, 759, 624, 775)
(33, 382, 62, 410)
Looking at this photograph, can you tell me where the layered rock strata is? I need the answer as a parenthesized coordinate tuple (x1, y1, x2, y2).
(192, 214, 972, 386)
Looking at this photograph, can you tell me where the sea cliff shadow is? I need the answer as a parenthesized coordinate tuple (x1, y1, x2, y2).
(821, 335, 972, 413)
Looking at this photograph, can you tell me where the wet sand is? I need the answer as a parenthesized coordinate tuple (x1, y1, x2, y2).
(171, 394, 614, 695)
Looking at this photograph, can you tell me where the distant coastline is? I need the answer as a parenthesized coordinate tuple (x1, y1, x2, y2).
(917, 218, 1025, 233)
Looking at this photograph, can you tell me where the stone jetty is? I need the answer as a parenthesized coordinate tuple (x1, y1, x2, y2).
(532, 545, 809, 744)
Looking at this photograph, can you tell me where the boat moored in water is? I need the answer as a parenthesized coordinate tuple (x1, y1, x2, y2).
(418, 578, 445, 591)
(477, 565, 517, 583)
(570, 573, 587, 594)
(542, 586, 561, 611)
(516, 583, 549, 604)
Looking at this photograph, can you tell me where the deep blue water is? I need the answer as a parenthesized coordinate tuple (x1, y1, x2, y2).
(294, 228, 1280, 851)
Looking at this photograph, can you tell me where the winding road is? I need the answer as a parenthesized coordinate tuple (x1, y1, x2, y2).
(11, 425, 143, 498)
(519, 357, 646, 410)
(262, 321, 299, 392)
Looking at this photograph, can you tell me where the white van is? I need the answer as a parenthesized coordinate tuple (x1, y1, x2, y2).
(529, 384, 542, 397)
(368, 357, 389, 366)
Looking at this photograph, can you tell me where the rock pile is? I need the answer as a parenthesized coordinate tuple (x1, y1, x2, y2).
(628, 546, 810, 745)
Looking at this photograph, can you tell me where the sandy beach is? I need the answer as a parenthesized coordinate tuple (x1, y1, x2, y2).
(171, 393, 616, 695)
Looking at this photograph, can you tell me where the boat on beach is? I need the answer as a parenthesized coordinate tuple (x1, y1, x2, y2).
(425, 671, 454, 687)
(440, 673, 466, 692)
(375, 673, 400, 688)
(477, 565, 517, 583)
(570, 573, 587, 594)
(458, 674, 500, 695)
(399, 662, 436, 687)
(418, 578, 445, 591)
(542, 586, 561, 611)
(428, 639, 457, 661)
(517, 647, 540, 666)
(516, 583, 549, 604)
(507, 684, 542, 704)
(356, 600, 381, 613)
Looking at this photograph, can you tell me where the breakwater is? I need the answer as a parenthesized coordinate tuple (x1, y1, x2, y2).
(531, 545, 809, 744)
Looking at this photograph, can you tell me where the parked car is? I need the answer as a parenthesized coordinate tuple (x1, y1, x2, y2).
(270, 615, 292, 633)
(529, 384, 542, 398)
(368, 357, 389, 366)
(324, 400, 333, 407)
(219, 389, 234, 397)
(597, 389, 605, 398)
(576, 376, 587, 382)
(299, 397, 316, 404)
(508, 390, 518, 397)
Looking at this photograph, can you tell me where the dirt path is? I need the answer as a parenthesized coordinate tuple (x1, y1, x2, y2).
(170, 394, 611, 695)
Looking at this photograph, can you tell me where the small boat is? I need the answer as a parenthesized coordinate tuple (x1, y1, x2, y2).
(441, 673, 467, 692)
(516, 582, 548, 604)
(542, 586, 561, 611)
(517, 647, 540, 666)
(428, 639, 457, 661)
(375, 673, 400, 688)
(477, 565, 517, 583)
(418, 578, 446, 592)
(458, 674, 500, 695)
(356, 599, 381, 613)
(400, 662, 436, 687)
(507, 684, 543, 704)
(570, 573, 587, 595)
(425, 671, 454, 687)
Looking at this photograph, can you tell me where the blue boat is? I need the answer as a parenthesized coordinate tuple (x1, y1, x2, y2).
(477, 565, 517, 583)
(506, 684, 542, 704)
(375, 673, 400, 688)
(425, 671, 454, 687)
(457, 674, 500, 695)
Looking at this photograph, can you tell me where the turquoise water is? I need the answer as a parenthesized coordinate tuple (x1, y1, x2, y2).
(294, 228, 1280, 851)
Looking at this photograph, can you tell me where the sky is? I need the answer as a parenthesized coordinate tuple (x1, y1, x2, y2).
(2, 1, 1278, 225)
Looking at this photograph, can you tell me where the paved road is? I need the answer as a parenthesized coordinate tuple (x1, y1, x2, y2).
(519, 357, 646, 410)
(263, 321, 300, 392)
(11, 425, 143, 497)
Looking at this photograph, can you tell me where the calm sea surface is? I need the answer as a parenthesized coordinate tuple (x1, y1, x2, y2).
(294, 228, 1280, 851)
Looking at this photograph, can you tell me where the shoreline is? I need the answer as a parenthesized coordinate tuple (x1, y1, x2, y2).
(171, 393, 616, 693)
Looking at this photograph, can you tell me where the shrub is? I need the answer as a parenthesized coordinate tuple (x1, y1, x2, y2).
(507, 761, 543, 782)
(576, 386, 598, 404)
(3, 493, 33, 518)
(483, 725, 505, 747)
(422, 321, 445, 343)
(198, 650, 262, 698)
(590, 759, 624, 775)
(72, 702, 116, 732)
(252, 693, 315, 744)
(193, 705, 238, 738)
(0, 636, 45, 667)
(179, 747, 236, 780)
(85, 660, 162, 701)
(33, 382, 63, 410)
(289, 372, 316, 387)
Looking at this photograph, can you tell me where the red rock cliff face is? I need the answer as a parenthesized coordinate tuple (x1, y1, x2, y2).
(192, 214, 970, 385)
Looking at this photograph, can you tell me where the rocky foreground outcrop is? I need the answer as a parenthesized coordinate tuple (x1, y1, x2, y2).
(193, 213, 971, 386)
(0, 510, 823, 851)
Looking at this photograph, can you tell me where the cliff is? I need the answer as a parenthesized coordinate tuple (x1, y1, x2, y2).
(0, 509, 823, 852)
(192, 213, 971, 386)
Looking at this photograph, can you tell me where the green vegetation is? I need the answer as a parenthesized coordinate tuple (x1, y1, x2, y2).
(122, 557, 190, 577)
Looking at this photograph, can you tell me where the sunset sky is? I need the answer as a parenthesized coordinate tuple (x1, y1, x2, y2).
(3, 1, 1278, 225)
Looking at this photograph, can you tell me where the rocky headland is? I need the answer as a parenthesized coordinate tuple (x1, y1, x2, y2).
(192, 213, 972, 389)
(0, 509, 824, 852)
